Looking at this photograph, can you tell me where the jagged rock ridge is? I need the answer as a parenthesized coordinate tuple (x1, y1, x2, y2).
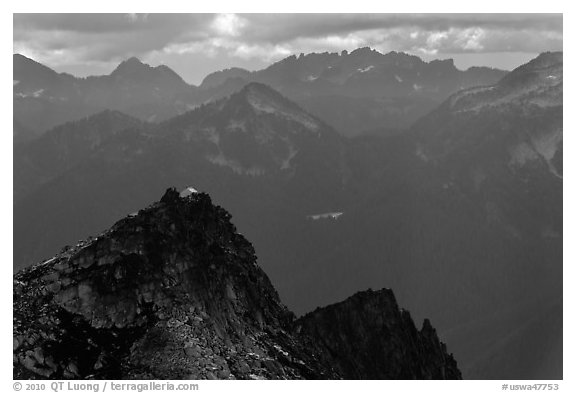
(197, 48, 507, 135)
(296, 289, 461, 379)
(14, 48, 506, 139)
(14, 188, 461, 380)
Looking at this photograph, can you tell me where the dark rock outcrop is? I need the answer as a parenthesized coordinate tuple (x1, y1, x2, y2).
(13, 188, 461, 380)
(296, 289, 461, 379)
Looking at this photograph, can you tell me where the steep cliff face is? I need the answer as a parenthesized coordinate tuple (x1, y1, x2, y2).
(14, 188, 460, 380)
(296, 289, 461, 379)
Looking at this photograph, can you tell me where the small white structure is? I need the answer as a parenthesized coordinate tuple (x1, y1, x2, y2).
(180, 186, 199, 198)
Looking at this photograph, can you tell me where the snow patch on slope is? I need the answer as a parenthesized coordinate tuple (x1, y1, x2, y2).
(280, 141, 299, 170)
(15, 89, 45, 98)
(451, 75, 562, 112)
(509, 142, 540, 167)
(247, 91, 320, 132)
(531, 128, 562, 162)
(358, 66, 374, 73)
(206, 153, 266, 176)
(415, 146, 430, 162)
(227, 120, 247, 133)
(508, 128, 563, 179)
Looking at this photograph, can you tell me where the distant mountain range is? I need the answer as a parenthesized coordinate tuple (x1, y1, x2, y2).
(14, 54, 196, 142)
(13, 48, 506, 140)
(13, 50, 562, 380)
(198, 48, 507, 135)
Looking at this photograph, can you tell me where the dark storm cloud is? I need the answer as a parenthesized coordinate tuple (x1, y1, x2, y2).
(13, 13, 563, 84)
(14, 14, 213, 62)
(14, 14, 208, 34)
(233, 14, 562, 57)
(239, 13, 562, 44)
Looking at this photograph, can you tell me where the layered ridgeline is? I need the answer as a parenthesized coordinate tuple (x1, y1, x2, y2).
(14, 55, 196, 141)
(197, 48, 506, 136)
(13, 48, 505, 141)
(413, 51, 562, 175)
(13, 188, 460, 380)
(13, 53, 562, 379)
(14, 82, 347, 270)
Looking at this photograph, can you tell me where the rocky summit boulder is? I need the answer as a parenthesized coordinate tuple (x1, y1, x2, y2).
(14, 188, 461, 380)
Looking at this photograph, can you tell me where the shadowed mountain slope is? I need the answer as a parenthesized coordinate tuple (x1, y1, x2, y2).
(14, 188, 460, 380)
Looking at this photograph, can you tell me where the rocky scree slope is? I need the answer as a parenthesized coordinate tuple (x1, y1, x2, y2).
(13, 188, 461, 380)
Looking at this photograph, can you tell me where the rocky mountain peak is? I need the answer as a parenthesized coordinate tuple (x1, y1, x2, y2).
(200, 67, 251, 89)
(427, 58, 457, 73)
(13, 53, 55, 74)
(498, 51, 562, 89)
(208, 82, 326, 138)
(13, 53, 72, 93)
(14, 188, 461, 380)
(14, 187, 293, 378)
(445, 51, 562, 114)
(111, 56, 148, 75)
(155, 64, 187, 81)
(523, 51, 563, 71)
(296, 288, 462, 379)
(239, 82, 303, 110)
(14, 53, 40, 67)
(110, 57, 185, 85)
(413, 51, 563, 180)
(349, 46, 376, 56)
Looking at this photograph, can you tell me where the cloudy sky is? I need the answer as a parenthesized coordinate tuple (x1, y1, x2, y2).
(13, 13, 563, 85)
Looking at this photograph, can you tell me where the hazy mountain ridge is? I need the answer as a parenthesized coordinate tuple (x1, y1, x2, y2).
(160, 82, 344, 177)
(412, 52, 563, 185)
(14, 110, 147, 201)
(198, 48, 507, 135)
(200, 48, 504, 97)
(14, 48, 506, 139)
(404, 51, 563, 378)
(13, 82, 349, 270)
(447, 52, 562, 113)
(13, 54, 197, 135)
